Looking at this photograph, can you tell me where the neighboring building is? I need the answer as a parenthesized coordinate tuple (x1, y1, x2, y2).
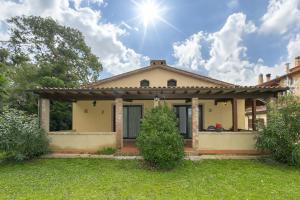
(259, 56, 300, 94)
(34, 60, 286, 155)
(245, 56, 300, 130)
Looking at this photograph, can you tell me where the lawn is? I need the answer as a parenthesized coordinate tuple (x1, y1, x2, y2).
(0, 159, 299, 200)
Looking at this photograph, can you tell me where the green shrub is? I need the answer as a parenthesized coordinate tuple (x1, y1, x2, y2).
(256, 94, 300, 166)
(136, 104, 184, 170)
(97, 147, 117, 155)
(290, 144, 300, 167)
(0, 108, 49, 161)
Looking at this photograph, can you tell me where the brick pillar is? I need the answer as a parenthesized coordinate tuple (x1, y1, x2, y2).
(192, 98, 199, 149)
(251, 99, 257, 131)
(115, 98, 123, 149)
(38, 98, 50, 132)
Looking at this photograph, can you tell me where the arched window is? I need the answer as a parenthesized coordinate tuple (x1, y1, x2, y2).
(140, 79, 150, 87)
(167, 79, 177, 87)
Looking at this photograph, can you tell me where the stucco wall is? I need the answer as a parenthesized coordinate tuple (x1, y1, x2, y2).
(72, 99, 246, 132)
(95, 68, 220, 88)
(48, 132, 116, 153)
(72, 100, 154, 132)
(278, 73, 300, 96)
(197, 131, 257, 151)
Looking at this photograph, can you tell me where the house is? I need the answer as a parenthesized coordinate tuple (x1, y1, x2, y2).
(34, 60, 286, 155)
(245, 56, 300, 130)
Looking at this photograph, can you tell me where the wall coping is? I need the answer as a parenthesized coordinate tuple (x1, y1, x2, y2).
(48, 131, 116, 135)
(198, 131, 257, 135)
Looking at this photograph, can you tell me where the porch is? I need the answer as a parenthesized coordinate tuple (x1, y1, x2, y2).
(34, 86, 286, 155)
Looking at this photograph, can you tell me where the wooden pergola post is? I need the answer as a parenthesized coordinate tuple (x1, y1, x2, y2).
(115, 98, 123, 149)
(251, 99, 257, 131)
(232, 98, 238, 132)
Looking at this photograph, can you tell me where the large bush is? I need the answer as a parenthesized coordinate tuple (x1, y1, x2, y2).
(0, 108, 49, 161)
(256, 94, 300, 166)
(136, 104, 184, 170)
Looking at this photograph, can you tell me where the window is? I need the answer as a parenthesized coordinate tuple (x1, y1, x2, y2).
(167, 79, 177, 87)
(140, 79, 149, 87)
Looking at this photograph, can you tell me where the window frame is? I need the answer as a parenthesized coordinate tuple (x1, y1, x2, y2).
(140, 79, 150, 87)
(167, 79, 177, 87)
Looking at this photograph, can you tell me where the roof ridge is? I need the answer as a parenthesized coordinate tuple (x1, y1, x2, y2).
(83, 64, 236, 88)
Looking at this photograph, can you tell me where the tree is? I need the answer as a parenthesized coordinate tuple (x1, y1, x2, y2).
(0, 48, 9, 111)
(2, 16, 102, 130)
(8, 15, 102, 85)
(256, 94, 300, 166)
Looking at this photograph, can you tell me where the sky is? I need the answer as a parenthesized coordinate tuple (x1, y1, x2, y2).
(0, 0, 300, 85)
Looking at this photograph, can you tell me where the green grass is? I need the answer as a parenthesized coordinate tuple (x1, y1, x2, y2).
(97, 147, 117, 155)
(0, 159, 299, 199)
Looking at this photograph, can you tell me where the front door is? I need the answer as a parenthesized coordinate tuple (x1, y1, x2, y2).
(123, 105, 143, 139)
(173, 105, 203, 139)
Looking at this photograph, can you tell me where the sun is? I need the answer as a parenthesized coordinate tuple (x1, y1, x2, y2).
(134, 0, 163, 28)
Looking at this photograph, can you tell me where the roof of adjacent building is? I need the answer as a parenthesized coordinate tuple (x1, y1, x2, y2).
(259, 65, 300, 87)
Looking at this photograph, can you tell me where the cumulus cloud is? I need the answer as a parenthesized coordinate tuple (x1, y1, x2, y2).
(173, 13, 261, 85)
(0, 0, 148, 76)
(259, 0, 300, 34)
(173, 32, 207, 71)
(287, 34, 300, 62)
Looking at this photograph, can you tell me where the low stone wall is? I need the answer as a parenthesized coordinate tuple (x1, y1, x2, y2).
(48, 131, 116, 153)
(197, 131, 259, 155)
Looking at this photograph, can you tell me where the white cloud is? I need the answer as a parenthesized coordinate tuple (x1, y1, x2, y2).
(260, 0, 300, 34)
(0, 0, 148, 76)
(173, 32, 207, 71)
(173, 13, 260, 85)
(287, 34, 300, 62)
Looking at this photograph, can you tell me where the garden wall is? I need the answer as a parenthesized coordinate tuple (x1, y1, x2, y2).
(197, 131, 259, 155)
(48, 131, 116, 153)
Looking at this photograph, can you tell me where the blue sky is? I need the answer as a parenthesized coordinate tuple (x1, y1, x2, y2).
(0, 0, 300, 85)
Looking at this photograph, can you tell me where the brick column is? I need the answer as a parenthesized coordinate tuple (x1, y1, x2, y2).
(232, 98, 238, 132)
(192, 97, 199, 149)
(38, 98, 50, 132)
(251, 99, 257, 131)
(115, 98, 123, 149)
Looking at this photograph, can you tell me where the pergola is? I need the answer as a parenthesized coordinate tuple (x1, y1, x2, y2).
(33, 86, 287, 149)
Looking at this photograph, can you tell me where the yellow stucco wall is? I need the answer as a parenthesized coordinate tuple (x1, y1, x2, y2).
(72, 99, 245, 132)
(94, 67, 221, 88)
(197, 132, 257, 151)
(278, 73, 300, 96)
(48, 132, 116, 153)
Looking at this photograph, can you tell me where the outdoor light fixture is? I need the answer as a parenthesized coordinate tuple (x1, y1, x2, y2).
(93, 100, 97, 107)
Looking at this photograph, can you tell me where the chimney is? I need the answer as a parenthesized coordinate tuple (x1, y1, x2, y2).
(285, 63, 290, 73)
(258, 74, 263, 85)
(150, 60, 166, 66)
(295, 56, 300, 68)
(266, 73, 271, 82)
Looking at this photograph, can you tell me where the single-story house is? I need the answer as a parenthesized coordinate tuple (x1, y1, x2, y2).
(33, 60, 287, 155)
